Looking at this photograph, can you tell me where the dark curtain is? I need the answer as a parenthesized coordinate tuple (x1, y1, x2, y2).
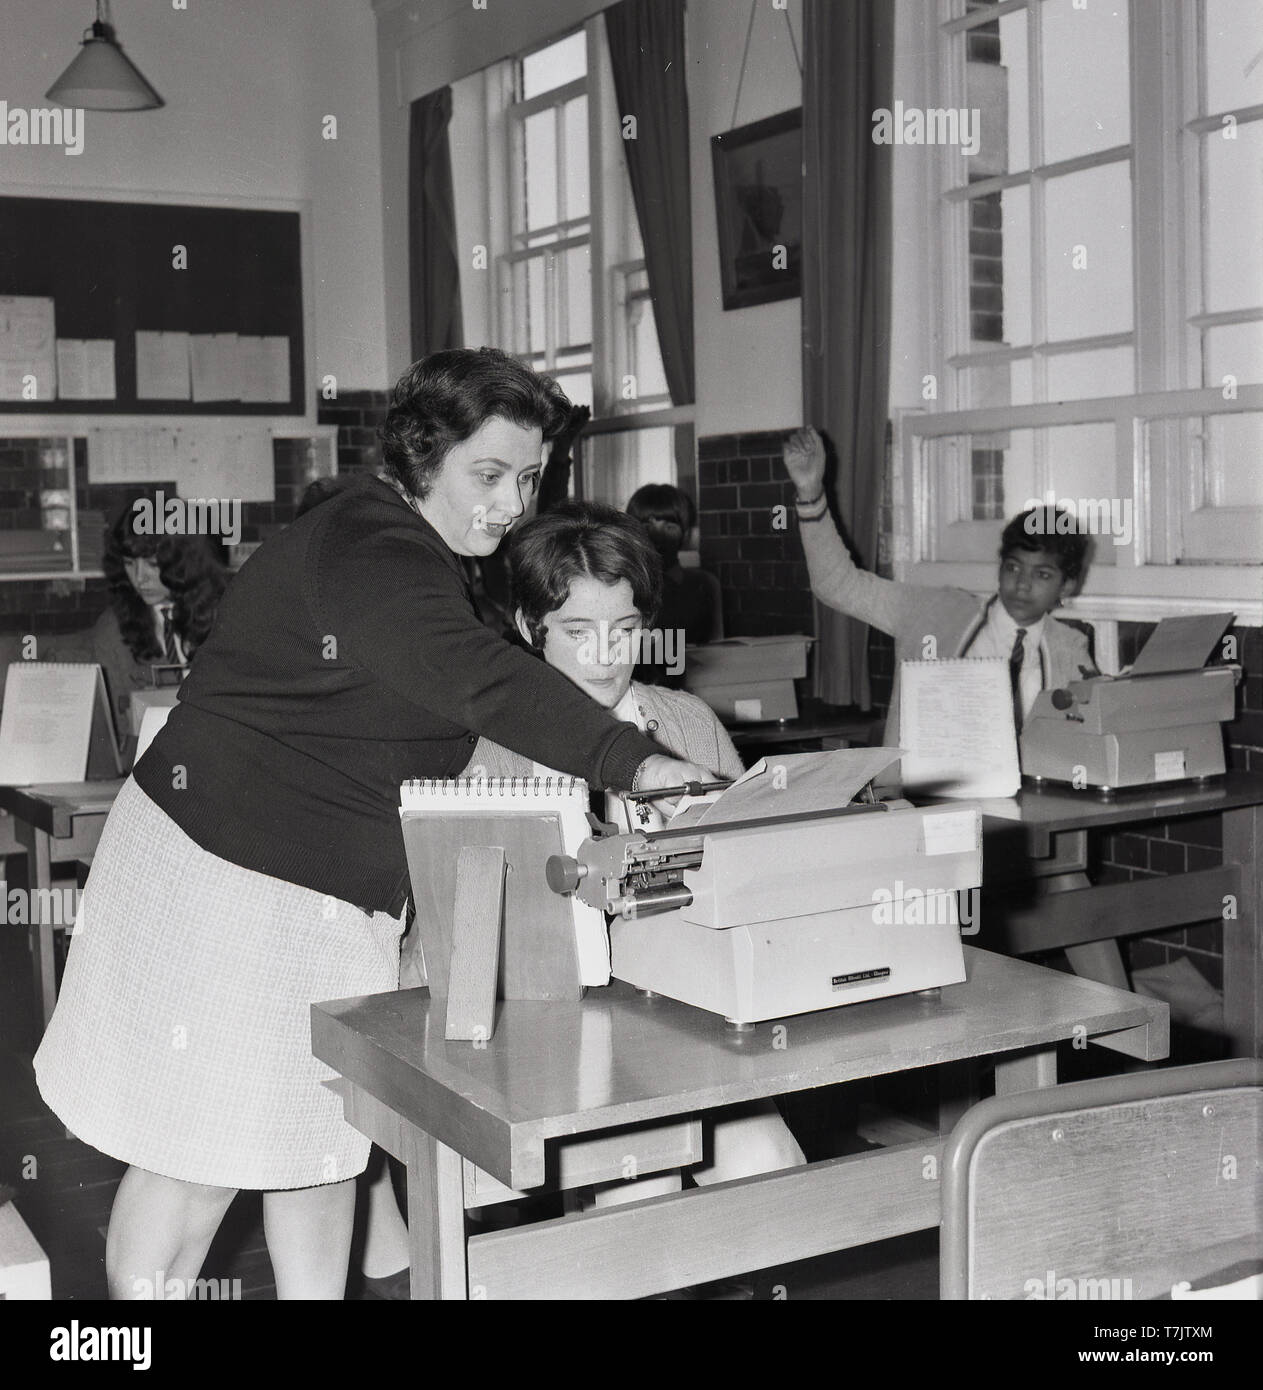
(802, 0, 894, 708)
(409, 88, 463, 361)
(604, 0, 694, 409)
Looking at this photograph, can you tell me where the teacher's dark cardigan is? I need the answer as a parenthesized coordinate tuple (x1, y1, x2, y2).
(134, 475, 660, 914)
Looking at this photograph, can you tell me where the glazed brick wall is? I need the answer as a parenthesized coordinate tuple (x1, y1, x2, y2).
(696, 428, 815, 641)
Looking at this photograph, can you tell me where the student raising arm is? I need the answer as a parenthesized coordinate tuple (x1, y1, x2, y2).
(781, 426, 1096, 743)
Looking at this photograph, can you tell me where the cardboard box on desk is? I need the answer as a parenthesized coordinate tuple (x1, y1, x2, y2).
(683, 635, 811, 722)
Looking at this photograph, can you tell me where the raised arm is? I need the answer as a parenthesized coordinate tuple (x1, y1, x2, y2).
(781, 427, 903, 639)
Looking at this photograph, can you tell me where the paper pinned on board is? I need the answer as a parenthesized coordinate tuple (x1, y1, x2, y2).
(56, 339, 116, 400)
(190, 333, 242, 402)
(135, 331, 191, 400)
(238, 335, 291, 404)
(667, 747, 905, 831)
(0, 296, 56, 401)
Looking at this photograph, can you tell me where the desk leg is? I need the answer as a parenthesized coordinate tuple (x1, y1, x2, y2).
(404, 1129, 468, 1300)
(994, 1048, 1057, 1095)
(15, 820, 56, 1035)
(937, 1060, 980, 1135)
(1223, 803, 1262, 1059)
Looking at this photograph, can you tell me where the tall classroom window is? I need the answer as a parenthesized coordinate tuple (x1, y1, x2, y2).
(906, 0, 1262, 605)
(455, 24, 689, 511)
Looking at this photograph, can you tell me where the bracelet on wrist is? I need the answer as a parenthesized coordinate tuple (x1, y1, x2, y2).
(631, 759, 648, 793)
(794, 488, 826, 509)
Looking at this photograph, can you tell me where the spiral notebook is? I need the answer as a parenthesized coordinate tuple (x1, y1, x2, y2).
(399, 775, 608, 995)
(898, 656, 1021, 798)
(0, 662, 122, 786)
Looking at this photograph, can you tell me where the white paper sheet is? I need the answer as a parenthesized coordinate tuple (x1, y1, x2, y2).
(180, 426, 273, 501)
(190, 333, 242, 402)
(899, 657, 1021, 798)
(0, 663, 99, 785)
(56, 339, 116, 400)
(0, 296, 56, 402)
(88, 427, 182, 485)
(239, 335, 291, 403)
(135, 331, 191, 400)
(1128, 612, 1235, 676)
(668, 747, 906, 831)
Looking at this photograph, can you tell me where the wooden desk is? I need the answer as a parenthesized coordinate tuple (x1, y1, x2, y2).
(313, 948, 1168, 1300)
(973, 771, 1263, 1058)
(0, 780, 125, 1033)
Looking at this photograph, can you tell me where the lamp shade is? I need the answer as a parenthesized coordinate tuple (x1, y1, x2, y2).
(46, 22, 163, 111)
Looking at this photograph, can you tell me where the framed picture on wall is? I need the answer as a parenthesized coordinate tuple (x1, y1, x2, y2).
(711, 108, 803, 311)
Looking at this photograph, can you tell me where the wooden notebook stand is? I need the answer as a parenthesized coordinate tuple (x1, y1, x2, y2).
(400, 792, 587, 1042)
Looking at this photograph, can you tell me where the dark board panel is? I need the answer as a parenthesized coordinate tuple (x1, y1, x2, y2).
(0, 196, 304, 414)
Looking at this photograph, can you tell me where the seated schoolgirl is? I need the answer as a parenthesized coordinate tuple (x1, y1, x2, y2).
(463, 501, 806, 1200)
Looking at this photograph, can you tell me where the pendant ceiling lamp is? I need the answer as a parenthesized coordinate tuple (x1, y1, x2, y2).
(46, 1, 163, 112)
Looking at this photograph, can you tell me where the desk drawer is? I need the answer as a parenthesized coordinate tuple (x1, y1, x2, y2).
(463, 1116, 703, 1209)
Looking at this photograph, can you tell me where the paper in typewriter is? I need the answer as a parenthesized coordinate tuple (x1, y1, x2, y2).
(667, 747, 905, 830)
(1127, 612, 1233, 676)
(399, 776, 609, 986)
(898, 657, 1020, 798)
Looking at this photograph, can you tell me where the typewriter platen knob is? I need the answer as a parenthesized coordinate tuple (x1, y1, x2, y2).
(545, 854, 586, 895)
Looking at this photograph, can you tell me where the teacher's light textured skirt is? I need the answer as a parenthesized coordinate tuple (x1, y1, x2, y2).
(34, 779, 405, 1190)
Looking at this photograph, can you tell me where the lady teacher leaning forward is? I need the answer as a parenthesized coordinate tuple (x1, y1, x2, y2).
(34, 348, 711, 1300)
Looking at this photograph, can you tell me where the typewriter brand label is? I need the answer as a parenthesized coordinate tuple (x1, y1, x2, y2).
(832, 967, 891, 990)
(1153, 750, 1185, 780)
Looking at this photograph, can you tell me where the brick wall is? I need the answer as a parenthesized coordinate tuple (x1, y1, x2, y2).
(696, 428, 815, 643)
(0, 389, 388, 641)
(1092, 622, 1261, 990)
(318, 388, 390, 476)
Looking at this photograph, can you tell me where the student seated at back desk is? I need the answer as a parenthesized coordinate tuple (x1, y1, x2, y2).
(626, 483, 724, 688)
(0, 497, 228, 770)
(780, 426, 1097, 747)
(399, 502, 805, 1211)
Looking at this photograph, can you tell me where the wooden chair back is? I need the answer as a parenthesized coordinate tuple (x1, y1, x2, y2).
(941, 1058, 1262, 1300)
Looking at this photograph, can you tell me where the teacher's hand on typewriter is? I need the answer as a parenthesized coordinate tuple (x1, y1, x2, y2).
(634, 754, 716, 812)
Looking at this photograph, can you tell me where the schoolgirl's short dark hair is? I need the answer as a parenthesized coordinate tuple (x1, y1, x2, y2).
(380, 347, 572, 499)
(625, 483, 696, 533)
(507, 501, 663, 647)
(1000, 507, 1090, 585)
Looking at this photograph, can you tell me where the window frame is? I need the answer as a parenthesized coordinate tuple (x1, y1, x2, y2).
(899, 0, 1262, 620)
(480, 19, 693, 507)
